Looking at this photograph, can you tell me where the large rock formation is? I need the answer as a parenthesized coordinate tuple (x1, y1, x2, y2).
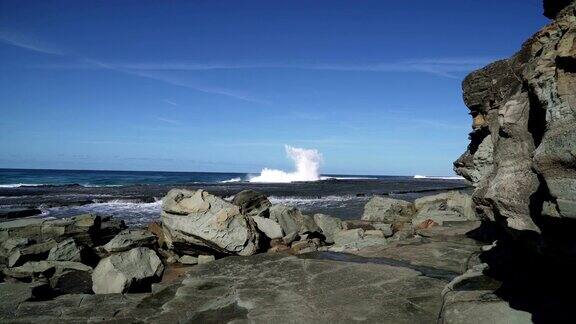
(161, 189, 260, 256)
(454, 0, 576, 242)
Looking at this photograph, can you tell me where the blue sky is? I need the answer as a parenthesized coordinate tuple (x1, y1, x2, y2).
(0, 0, 547, 175)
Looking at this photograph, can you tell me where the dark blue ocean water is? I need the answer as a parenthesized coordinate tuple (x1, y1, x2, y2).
(0, 168, 252, 187)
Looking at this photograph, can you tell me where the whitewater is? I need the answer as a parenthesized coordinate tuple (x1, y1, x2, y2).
(249, 145, 323, 183)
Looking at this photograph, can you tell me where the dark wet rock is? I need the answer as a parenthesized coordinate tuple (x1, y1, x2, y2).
(101, 228, 156, 253)
(232, 189, 272, 218)
(92, 247, 164, 294)
(439, 264, 531, 324)
(362, 196, 415, 223)
(544, 0, 574, 19)
(0, 208, 41, 220)
(49, 268, 93, 295)
(162, 189, 260, 256)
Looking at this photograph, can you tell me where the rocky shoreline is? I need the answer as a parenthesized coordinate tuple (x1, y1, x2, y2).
(0, 188, 529, 323)
(1, 0, 575, 322)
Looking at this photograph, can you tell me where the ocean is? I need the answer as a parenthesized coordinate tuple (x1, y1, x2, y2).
(0, 168, 470, 226)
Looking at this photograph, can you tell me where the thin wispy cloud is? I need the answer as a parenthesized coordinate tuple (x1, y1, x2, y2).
(156, 117, 181, 125)
(0, 31, 65, 55)
(163, 99, 179, 107)
(0, 33, 268, 104)
(56, 57, 492, 78)
(121, 69, 270, 104)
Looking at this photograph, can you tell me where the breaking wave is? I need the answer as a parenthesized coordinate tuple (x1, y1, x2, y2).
(220, 177, 242, 183)
(413, 175, 465, 180)
(249, 146, 323, 183)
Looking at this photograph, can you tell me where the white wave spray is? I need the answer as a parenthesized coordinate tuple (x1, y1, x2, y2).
(249, 145, 323, 183)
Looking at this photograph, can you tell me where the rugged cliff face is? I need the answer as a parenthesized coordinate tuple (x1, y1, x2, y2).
(455, 1, 576, 246)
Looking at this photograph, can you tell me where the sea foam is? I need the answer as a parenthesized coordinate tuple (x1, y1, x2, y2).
(249, 146, 323, 183)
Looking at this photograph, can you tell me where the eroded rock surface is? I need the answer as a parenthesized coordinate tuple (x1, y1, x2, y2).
(454, 0, 576, 236)
(162, 189, 260, 256)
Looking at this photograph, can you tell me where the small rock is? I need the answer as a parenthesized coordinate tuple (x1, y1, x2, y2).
(291, 239, 318, 254)
(92, 247, 164, 294)
(269, 205, 320, 235)
(252, 216, 283, 239)
(102, 229, 157, 253)
(147, 221, 166, 248)
(4, 260, 91, 282)
(365, 230, 385, 237)
(270, 238, 285, 248)
(412, 191, 477, 226)
(333, 228, 388, 250)
(362, 197, 415, 223)
(313, 214, 343, 244)
(198, 255, 215, 264)
(415, 219, 439, 230)
(268, 245, 291, 253)
(372, 223, 393, 237)
(282, 231, 299, 245)
(342, 220, 376, 231)
(178, 255, 198, 265)
(49, 268, 93, 294)
(47, 238, 82, 262)
(8, 240, 57, 267)
(232, 190, 272, 218)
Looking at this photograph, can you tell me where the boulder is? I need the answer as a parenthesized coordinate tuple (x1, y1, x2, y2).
(161, 189, 260, 256)
(313, 214, 343, 243)
(232, 190, 272, 218)
(411, 191, 478, 226)
(332, 229, 388, 251)
(49, 268, 93, 294)
(101, 229, 156, 253)
(252, 216, 283, 239)
(0, 214, 125, 248)
(269, 205, 320, 236)
(147, 221, 166, 247)
(178, 255, 198, 265)
(47, 238, 82, 262)
(361, 197, 415, 223)
(372, 223, 393, 237)
(8, 239, 56, 267)
(92, 247, 164, 294)
(342, 220, 376, 231)
(3, 260, 92, 282)
(197, 255, 215, 264)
